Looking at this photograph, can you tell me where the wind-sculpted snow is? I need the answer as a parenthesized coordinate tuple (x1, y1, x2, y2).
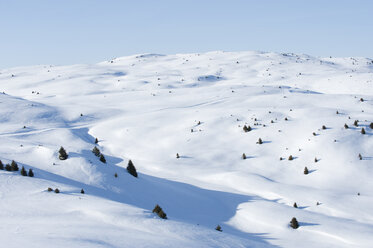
(0, 50, 372, 247)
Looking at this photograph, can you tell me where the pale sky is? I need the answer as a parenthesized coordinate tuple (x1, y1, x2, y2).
(0, 0, 372, 68)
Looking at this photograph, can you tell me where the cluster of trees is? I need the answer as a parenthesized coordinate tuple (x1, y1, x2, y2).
(92, 146, 106, 163)
(47, 187, 60, 193)
(59, 146, 138, 178)
(0, 160, 34, 177)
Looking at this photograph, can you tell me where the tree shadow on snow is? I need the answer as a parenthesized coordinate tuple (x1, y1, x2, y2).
(24, 162, 279, 247)
(299, 222, 320, 227)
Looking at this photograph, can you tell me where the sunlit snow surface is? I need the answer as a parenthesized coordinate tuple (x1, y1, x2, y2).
(0, 51, 372, 247)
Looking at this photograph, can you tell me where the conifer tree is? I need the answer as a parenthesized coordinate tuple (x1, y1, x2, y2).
(54, 188, 60, 193)
(344, 123, 349, 129)
(152, 204, 161, 214)
(152, 204, 167, 219)
(95, 137, 98, 144)
(10, 160, 19, 171)
(92, 146, 100, 157)
(358, 153, 363, 160)
(58, 146, 68, 160)
(176, 153, 180, 159)
(354, 120, 358, 127)
(288, 155, 293, 161)
(290, 217, 299, 229)
(28, 169, 34, 177)
(243, 125, 252, 132)
(127, 160, 138, 178)
(215, 225, 222, 232)
(20, 166, 27, 176)
(0, 160, 3, 170)
(114, 173, 118, 178)
(361, 128, 366, 134)
(293, 202, 298, 208)
(242, 153, 247, 159)
(81, 189, 85, 194)
(257, 138, 263, 144)
(304, 167, 309, 175)
(322, 125, 326, 130)
(370, 123, 373, 129)
(99, 154, 106, 163)
(5, 164, 11, 171)
(47, 187, 53, 192)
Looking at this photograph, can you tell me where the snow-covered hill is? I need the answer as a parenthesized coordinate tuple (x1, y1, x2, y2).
(0, 51, 372, 247)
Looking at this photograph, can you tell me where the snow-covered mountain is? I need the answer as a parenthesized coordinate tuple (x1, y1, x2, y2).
(0, 51, 372, 248)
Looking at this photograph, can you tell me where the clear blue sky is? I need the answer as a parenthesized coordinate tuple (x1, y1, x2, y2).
(0, 0, 372, 68)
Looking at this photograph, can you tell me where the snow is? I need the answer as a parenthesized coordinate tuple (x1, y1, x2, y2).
(0, 50, 372, 247)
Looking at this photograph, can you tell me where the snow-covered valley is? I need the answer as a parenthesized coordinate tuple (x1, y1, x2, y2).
(0, 51, 372, 247)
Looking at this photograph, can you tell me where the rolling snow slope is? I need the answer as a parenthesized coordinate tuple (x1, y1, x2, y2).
(0, 51, 372, 247)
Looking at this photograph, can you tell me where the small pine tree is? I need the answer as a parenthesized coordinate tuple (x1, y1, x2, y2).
(5, 164, 11, 171)
(114, 173, 118, 178)
(304, 167, 309, 175)
(92, 146, 100, 157)
(288, 155, 293, 161)
(322, 125, 326, 130)
(95, 137, 98, 144)
(127, 160, 138, 178)
(279, 157, 283, 160)
(0, 160, 3, 170)
(354, 120, 358, 127)
(20, 166, 27, 176)
(11, 160, 19, 171)
(243, 125, 247, 132)
(312, 132, 316, 136)
(314, 157, 318, 163)
(28, 169, 34, 177)
(54, 188, 60, 193)
(215, 225, 222, 232)
(293, 202, 298, 208)
(336, 110, 339, 114)
(176, 153, 180, 159)
(99, 154, 106, 163)
(242, 153, 246, 160)
(361, 128, 366, 134)
(360, 98, 364, 102)
(370, 123, 373, 129)
(290, 217, 299, 229)
(257, 138, 263, 144)
(47, 187, 53, 192)
(58, 146, 68, 160)
(358, 153, 362, 160)
(344, 123, 349, 129)
(81, 189, 85, 194)
(285, 117, 288, 121)
(152, 204, 161, 213)
(152, 204, 167, 219)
